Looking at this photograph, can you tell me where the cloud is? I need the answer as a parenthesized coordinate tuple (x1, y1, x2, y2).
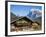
(30, 8, 42, 17)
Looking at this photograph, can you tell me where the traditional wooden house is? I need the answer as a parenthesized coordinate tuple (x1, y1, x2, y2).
(11, 17, 33, 27)
(11, 16, 40, 32)
(11, 17, 34, 31)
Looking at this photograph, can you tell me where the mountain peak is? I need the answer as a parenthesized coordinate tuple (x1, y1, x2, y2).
(27, 8, 42, 19)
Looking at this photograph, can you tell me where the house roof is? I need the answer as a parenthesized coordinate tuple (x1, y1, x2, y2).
(11, 16, 34, 24)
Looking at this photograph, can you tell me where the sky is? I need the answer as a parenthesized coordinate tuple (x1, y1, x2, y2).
(10, 5, 42, 16)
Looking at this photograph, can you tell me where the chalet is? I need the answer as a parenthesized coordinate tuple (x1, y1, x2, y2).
(11, 17, 34, 27)
(11, 17, 40, 32)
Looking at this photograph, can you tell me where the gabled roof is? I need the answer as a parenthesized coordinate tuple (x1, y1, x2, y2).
(11, 16, 34, 24)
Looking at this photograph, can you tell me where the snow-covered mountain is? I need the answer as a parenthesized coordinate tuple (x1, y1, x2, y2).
(27, 9, 42, 24)
(27, 9, 42, 19)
